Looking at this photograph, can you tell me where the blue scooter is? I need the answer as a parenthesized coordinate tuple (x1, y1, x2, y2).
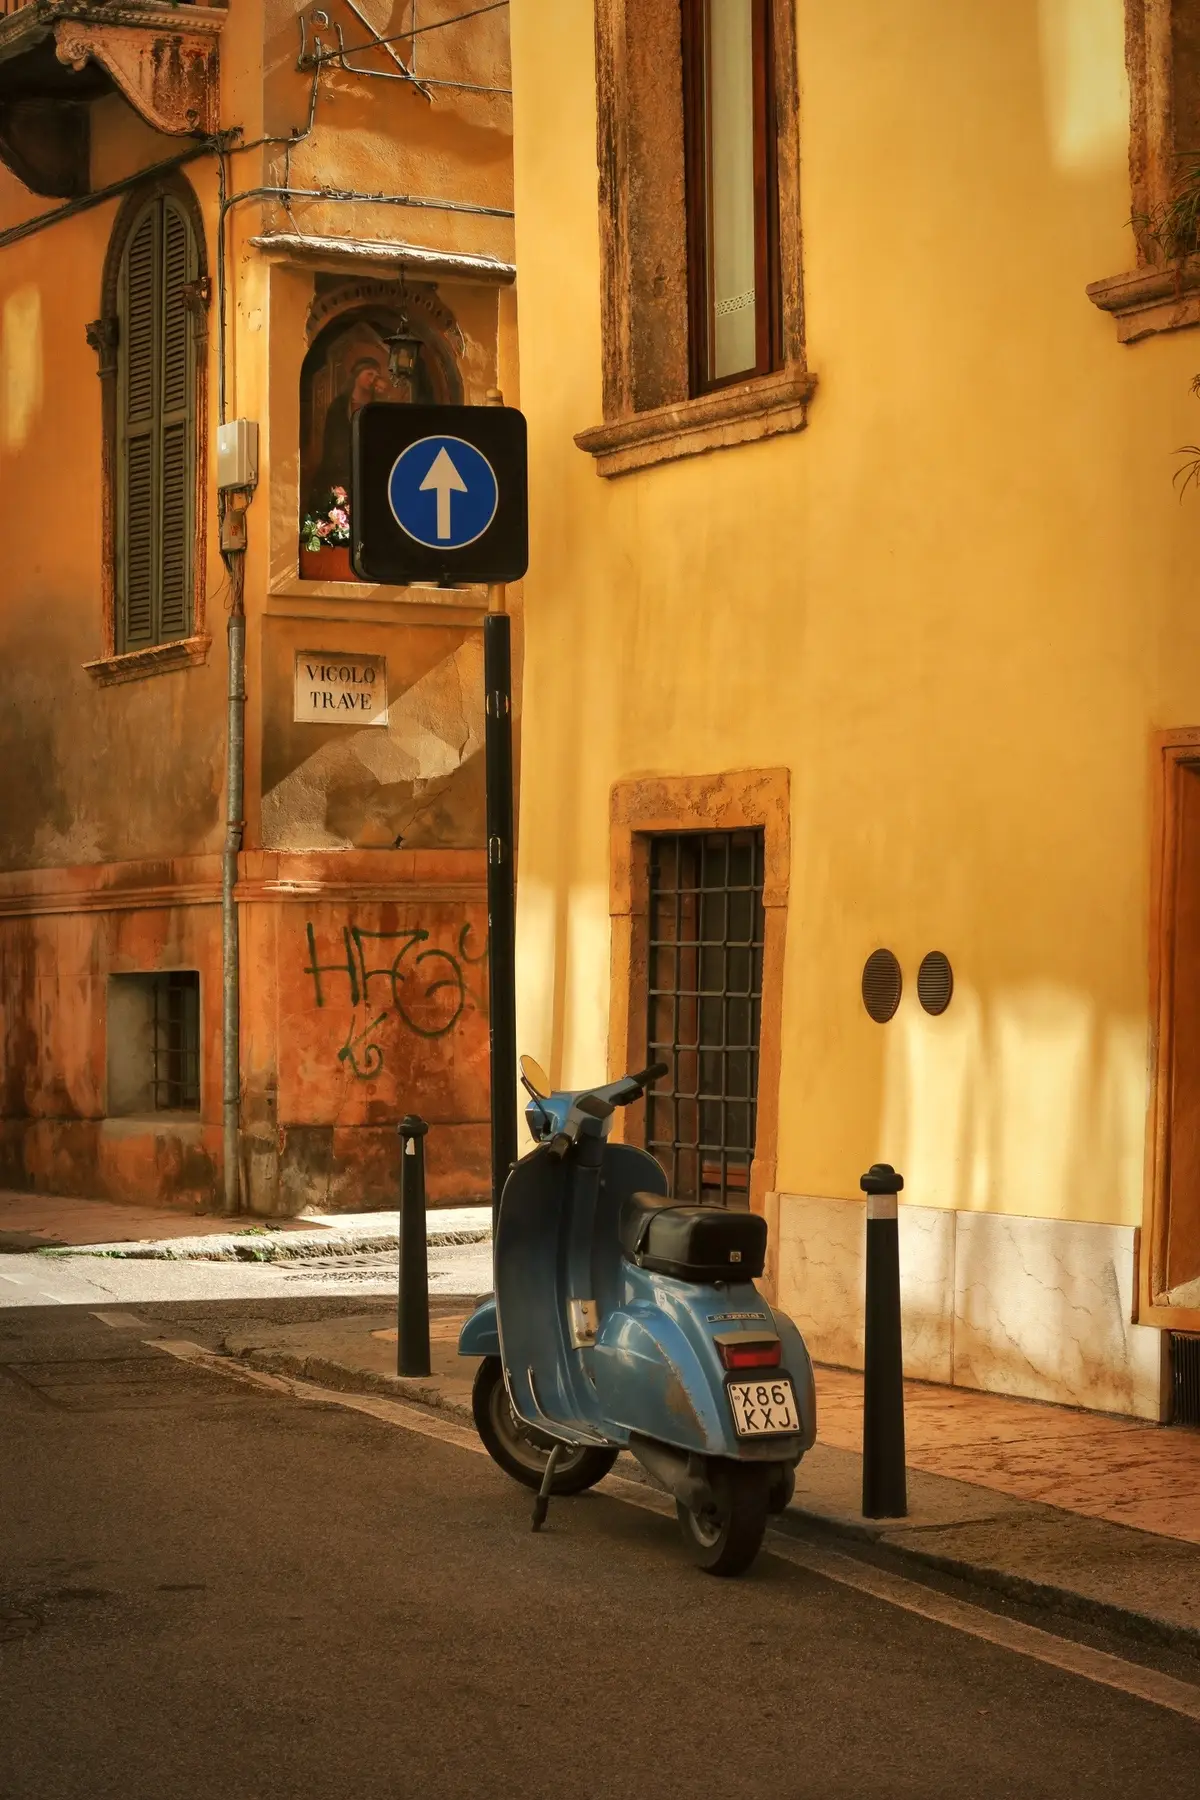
(459, 1056, 816, 1575)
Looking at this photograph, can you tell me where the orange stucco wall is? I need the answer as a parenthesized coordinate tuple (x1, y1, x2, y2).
(0, 2, 513, 1212)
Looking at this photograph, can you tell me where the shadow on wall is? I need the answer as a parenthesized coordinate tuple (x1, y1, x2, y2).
(262, 635, 486, 850)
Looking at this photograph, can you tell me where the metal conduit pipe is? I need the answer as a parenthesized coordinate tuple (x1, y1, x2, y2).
(221, 534, 247, 1215)
(0, 140, 222, 253)
(218, 184, 514, 226)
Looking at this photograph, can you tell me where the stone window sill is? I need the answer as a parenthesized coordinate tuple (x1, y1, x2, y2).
(84, 635, 211, 687)
(268, 576, 487, 609)
(575, 366, 818, 478)
(1086, 259, 1200, 343)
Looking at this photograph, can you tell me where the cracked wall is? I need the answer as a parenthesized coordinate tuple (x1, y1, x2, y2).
(259, 620, 485, 852)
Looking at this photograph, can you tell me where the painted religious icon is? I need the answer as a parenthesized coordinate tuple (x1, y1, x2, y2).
(300, 316, 429, 513)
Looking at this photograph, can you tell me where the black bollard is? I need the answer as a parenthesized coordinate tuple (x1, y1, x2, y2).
(397, 1115, 431, 1378)
(860, 1162, 907, 1518)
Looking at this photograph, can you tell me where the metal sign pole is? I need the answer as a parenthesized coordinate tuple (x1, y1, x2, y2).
(484, 590, 517, 1227)
(483, 393, 518, 1226)
(350, 385, 528, 1230)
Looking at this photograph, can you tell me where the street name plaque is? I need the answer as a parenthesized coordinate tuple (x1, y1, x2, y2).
(293, 650, 389, 725)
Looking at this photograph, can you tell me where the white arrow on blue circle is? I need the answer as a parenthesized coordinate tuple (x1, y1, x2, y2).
(387, 434, 500, 552)
(419, 446, 469, 541)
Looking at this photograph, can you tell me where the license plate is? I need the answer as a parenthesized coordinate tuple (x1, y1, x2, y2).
(728, 1377, 800, 1436)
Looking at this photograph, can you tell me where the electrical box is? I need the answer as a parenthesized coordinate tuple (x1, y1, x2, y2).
(217, 419, 259, 491)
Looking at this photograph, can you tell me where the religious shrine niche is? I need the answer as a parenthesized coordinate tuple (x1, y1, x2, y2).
(299, 276, 464, 580)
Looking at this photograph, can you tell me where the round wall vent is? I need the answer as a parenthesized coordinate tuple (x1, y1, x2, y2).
(861, 949, 902, 1023)
(917, 951, 954, 1016)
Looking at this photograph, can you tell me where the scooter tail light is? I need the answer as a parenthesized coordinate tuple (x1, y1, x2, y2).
(717, 1339, 782, 1371)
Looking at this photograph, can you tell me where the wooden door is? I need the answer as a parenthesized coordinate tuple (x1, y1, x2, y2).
(1166, 761, 1200, 1300)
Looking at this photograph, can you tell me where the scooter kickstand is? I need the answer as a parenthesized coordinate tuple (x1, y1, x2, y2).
(532, 1445, 562, 1531)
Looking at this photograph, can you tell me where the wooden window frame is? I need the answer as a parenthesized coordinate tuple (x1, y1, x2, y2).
(84, 174, 210, 686)
(578, 0, 814, 478)
(681, 0, 781, 396)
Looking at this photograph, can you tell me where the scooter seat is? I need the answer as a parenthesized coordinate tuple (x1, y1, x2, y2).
(619, 1192, 767, 1283)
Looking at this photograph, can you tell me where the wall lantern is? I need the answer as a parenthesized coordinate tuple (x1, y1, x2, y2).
(385, 309, 422, 389)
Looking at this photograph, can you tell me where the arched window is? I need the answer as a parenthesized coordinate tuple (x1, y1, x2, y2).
(106, 188, 204, 652)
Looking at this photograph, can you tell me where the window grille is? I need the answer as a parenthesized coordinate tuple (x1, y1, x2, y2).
(151, 972, 201, 1112)
(1171, 1333, 1200, 1429)
(645, 829, 764, 1206)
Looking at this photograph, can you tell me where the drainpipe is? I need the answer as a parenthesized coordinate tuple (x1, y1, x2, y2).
(221, 518, 247, 1215)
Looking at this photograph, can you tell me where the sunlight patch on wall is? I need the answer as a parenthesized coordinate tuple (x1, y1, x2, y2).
(879, 980, 1146, 1225)
(515, 877, 558, 1078)
(879, 985, 986, 1212)
(559, 882, 610, 1089)
(992, 983, 1093, 1218)
(1037, 0, 1129, 174)
(0, 285, 44, 453)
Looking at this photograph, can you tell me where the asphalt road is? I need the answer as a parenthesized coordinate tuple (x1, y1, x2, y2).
(3, 1297, 1200, 1800)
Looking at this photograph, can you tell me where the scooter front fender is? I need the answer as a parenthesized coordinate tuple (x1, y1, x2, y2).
(458, 1297, 500, 1359)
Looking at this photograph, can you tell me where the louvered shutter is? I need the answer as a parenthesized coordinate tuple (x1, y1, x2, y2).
(116, 196, 198, 652)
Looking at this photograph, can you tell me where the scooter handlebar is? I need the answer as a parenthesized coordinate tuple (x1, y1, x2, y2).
(619, 1060, 670, 1100)
(545, 1064, 669, 1159)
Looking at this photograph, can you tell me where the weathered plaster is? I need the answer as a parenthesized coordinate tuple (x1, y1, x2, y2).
(260, 631, 485, 852)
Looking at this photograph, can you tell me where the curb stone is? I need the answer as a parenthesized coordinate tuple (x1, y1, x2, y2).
(768, 1508, 1200, 1655)
(230, 1343, 1200, 1654)
(42, 1227, 491, 1264)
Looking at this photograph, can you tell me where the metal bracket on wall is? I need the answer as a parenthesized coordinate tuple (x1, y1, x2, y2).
(296, 3, 511, 100)
(298, 6, 433, 101)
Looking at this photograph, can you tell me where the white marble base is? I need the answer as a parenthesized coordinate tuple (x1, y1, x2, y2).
(775, 1194, 1166, 1420)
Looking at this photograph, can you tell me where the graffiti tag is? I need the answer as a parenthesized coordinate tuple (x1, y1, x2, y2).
(304, 920, 487, 1078)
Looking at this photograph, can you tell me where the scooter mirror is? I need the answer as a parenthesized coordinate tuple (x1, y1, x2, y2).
(519, 1055, 552, 1099)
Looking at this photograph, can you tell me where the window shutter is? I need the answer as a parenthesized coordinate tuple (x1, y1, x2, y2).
(158, 201, 194, 642)
(118, 206, 159, 650)
(115, 195, 198, 652)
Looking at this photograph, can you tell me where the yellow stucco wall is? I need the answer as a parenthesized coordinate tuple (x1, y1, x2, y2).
(509, 0, 1200, 1230)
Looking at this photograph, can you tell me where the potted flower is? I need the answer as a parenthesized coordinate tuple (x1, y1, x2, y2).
(299, 487, 356, 581)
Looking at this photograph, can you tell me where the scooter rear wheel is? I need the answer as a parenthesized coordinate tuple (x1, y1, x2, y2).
(472, 1356, 619, 1495)
(677, 1464, 770, 1576)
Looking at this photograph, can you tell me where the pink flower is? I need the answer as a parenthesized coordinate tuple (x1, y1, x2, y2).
(331, 485, 348, 502)
(316, 519, 332, 539)
(328, 507, 348, 529)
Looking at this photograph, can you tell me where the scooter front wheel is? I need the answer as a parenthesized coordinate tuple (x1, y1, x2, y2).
(472, 1357, 618, 1495)
(677, 1464, 770, 1576)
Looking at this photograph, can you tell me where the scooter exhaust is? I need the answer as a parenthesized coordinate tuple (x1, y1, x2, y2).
(627, 1434, 716, 1513)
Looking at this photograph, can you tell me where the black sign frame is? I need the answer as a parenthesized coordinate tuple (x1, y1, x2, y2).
(351, 402, 529, 586)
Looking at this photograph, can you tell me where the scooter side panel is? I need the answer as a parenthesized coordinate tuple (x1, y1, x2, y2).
(493, 1146, 613, 1447)
(592, 1301, 713, 1452)
(458, 1298, 500, 1359)
(595, 1267, 813, 1460)
(770, 1305, 817, 1450)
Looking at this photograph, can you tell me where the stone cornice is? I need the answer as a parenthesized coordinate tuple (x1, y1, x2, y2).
(251, 232, 516, 286)
(1086, 258, 1200, 344)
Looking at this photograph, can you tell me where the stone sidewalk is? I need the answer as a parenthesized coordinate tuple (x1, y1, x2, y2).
(221, 1305, 1200, 1649)
(0, 1190, 490, 1260)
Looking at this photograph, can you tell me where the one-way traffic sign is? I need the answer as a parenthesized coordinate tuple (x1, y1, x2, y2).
(352, 403, 527, 585)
